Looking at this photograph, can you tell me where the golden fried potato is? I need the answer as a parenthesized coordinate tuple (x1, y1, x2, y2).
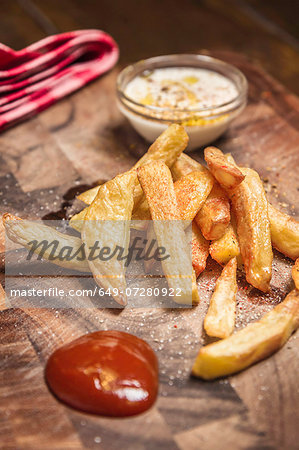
(204, 146, 245, 189)
(193, 289, 299, 379)
(134, 123, 188, 169)
(138, 161, 178, 220)
(3, 213, 90, 272)
(82, 170, 136, 306)
(204, 257, 237, 338)
(292, 258, 299, 290)
(70, 197, 150, 233)
(191, 270, 200, 303)
(209, 222, 242, 267)
(69, 207, 88, 232)
(268, 204, 299, 260)
(132, 124, 190, 210)
(133, 165, 214, 226)
(137, 161, 199, 304)
(225, 154, 299, 261)
(192, 222, 209, 278)
(174, 170, 213, 221)
(195, 183, 230, 240)
(78, 124, 188, 206)
(171, 153, 206, 181)
(143, 223, 156, 273)
(229, 168, 273, 292)
(0, 284, 6, 311)
(141, 171, 213, 277)
(132, 198, 151, 222)
(172, 154, 231, 240)
(77, 185, 101, 204)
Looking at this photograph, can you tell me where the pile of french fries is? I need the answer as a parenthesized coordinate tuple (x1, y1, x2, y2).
(3, 124, 299, 379)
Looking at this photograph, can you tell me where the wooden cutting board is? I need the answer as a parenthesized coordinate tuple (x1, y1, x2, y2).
(0, 52, 298, 450)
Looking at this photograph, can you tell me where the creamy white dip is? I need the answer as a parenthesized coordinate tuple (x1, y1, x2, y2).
(125, 67, 238, 110)
(118, 61, 246, 150)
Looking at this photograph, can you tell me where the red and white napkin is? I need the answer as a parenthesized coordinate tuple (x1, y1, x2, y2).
(0, 29, 119, 131)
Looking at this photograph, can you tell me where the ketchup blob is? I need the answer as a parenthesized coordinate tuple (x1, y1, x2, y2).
(45, 330, 158, 417)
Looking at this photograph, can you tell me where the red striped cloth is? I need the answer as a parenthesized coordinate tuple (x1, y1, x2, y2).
(0, 30, 119, 131)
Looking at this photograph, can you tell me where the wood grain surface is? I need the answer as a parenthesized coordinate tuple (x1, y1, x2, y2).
(0, 50, 298, 450)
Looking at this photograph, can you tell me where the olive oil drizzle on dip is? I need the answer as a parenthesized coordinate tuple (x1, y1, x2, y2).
(125, 67, 238, 111)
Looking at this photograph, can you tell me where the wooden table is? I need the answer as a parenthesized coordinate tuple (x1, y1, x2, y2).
(0, 2, 299, 449)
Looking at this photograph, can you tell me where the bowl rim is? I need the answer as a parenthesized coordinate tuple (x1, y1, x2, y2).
(117, 54, 248, 116)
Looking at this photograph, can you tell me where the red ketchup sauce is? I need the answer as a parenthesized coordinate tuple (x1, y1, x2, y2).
(45, 330, 158, 417)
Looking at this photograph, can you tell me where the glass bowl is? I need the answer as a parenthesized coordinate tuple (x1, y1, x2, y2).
(116, 54, 248, 151)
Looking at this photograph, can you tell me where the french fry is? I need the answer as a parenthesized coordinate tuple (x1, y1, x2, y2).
(174, 170, 213, 221)
(195, 183, 230, 240)
(192, 222, 209, 278)
(0, 284, 6, 310)
(145, 221, 205, 293)
(171, 153, 207, 181)
(70, 197, 150, 233)
(143, 154, 212, 274)
(225, 153, 299, 260)
(138, 161, 180, 221)
(175, 155, 229, 242)
(82, 170, 136, 306)
(268, 204, 299, 260)
(3, 213, 90, 272)
(292, 258, 299, 290)
(133, 123, 188, 169)
(229, 168, 273, 292)
(172, 154, 231, 241)
(77, 185, 101, 204)
(69, 208, 88, 232)
(191, 270, 200, 303)
(209, 222, 242, 267)
(225, 153, 237, 165)
(143, 223, 156, 273)
(192, 289, 299, 379)
(132, 197, 151, 223)
(204, 257, 237, 338)
(73, 125, 189, 233)
(204, 146, 245, 189)
(133, 163, 214, 227)
(137, 161, 199, 304)
(143, 169, 213, 273)
(224, 153, 299, 261)
(78, 124, 188, 206)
